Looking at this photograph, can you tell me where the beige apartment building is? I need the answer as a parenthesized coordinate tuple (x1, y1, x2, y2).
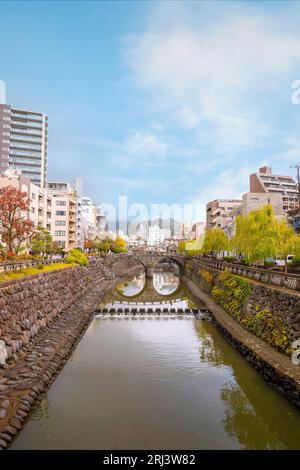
(249, 166, 298, 214)
(0, 175, 85, 252)
(242, 192, 283, 217)
(0, 171, 52, 231)
(47, 182, 77, 251)
(206, 199, 242, 230)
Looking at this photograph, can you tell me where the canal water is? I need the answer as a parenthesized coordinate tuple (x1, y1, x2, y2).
(12, 270, 300, 449)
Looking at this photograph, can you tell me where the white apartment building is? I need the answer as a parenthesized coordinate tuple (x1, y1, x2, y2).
(147, 225, 165, 246)
(81, 197, 97, 242)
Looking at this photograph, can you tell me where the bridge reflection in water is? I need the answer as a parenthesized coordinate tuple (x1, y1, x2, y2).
(101, 269, 196, 311)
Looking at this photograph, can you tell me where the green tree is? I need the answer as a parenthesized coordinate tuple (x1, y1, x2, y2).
(30, 226, 53, 256)
(273, 219, 300, 272)
(97, 239, 112, 253)
(202, 228, 229, 256)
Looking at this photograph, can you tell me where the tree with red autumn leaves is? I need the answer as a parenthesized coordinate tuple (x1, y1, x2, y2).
(0, 186, 35, 254)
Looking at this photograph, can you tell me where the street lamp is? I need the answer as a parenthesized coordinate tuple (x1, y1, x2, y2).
(290, 164, 300, 216)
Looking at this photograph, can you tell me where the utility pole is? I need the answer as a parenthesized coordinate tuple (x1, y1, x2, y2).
(290, 165, 300, 216)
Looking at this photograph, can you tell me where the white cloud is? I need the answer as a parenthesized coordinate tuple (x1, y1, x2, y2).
(123, 12, 300, 152)
(124, 131, 168, 159)
(274, 137, 300, 163)
(113, 131, 168, 168)
(175, 106, 199, 129)
(193, 165, 256, 220)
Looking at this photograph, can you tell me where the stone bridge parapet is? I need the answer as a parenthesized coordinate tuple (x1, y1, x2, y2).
(129, 252, 186, 278)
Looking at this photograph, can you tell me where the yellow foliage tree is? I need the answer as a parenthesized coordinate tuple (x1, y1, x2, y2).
(202, 228, 229, 255)
(231, 205, 300, 268)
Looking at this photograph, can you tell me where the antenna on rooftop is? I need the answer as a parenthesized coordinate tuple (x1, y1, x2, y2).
(0, 81, 6, 104)
(290, 165, 300, 216)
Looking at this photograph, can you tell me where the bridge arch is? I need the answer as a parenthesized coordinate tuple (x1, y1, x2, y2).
(155, 256, 184, 273)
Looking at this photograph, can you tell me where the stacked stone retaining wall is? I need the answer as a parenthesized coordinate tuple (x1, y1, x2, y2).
(186, 260, 300, 349)
(0, 255, 141, 448)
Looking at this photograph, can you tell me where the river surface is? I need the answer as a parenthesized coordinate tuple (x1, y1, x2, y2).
(12, 271, 300, 449)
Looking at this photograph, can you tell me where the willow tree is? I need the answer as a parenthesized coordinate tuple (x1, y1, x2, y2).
(231, 204, 300, 267)
(274, 219, 300, 272)
(202, 227, 229, 256)
(231, 205, 277, 263)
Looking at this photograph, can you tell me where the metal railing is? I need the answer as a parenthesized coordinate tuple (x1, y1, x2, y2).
(197, 258, 300, 292)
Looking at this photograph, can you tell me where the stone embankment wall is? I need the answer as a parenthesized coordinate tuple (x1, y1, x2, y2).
(0, 255, 140, 366)
(0, 254, 141, 449)
(186, 260, 300, 356)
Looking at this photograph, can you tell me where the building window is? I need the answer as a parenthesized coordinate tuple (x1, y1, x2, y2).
(56, 200, 66, 206)
(55, 220, 66, 226)
(55, 230, 66, 237)
(55, 210, 66, 216)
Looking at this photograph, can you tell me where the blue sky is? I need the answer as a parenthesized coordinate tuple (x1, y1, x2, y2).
(1, 0, 300, 220)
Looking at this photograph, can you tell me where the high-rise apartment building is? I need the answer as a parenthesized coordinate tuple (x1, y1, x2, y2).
(0, 102, 48, 187)
(249, 166, 298, 214)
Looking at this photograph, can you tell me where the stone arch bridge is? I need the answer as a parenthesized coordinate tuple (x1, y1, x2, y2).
(130, 252, 186, 278)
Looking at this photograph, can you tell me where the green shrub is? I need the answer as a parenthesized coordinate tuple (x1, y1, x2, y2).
(239, 258, 249, 265)
(222, 256, 236, 263)
(36, 264, 44, 270)
(290, 257, 300, 267)
(66, 249, 88, 266)
(264, 260, 276, 267)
